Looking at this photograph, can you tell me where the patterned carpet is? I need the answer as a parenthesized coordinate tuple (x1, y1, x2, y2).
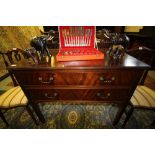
(0, 73, 155, 129)
(0, 102, 155, 129)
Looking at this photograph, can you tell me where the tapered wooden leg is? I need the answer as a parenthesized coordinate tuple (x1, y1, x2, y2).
(122, 106, 134, 128)
(0, 110, 9, 127)
(113, 105, 126, 126)
(26, 105, 39, 125)
(30, 104, 45, 123)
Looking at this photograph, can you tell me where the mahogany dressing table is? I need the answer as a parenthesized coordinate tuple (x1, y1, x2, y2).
(8, 49, 150, 126)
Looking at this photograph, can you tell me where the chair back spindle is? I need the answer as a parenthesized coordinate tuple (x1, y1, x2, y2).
(0, 48, 31, 86)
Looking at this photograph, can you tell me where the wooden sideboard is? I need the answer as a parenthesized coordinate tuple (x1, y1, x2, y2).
(8, 49, 150, 126)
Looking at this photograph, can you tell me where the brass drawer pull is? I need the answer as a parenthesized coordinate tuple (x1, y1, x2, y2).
(100, 76, 115, 83)
(97, 92, 111, 99)
(45, 92, 58, 99)
(38, 77, 54, 84)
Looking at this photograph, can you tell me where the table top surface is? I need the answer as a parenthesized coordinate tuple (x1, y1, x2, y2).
(8, 49, 150, 70)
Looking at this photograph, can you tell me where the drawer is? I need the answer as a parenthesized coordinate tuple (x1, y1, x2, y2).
(25, 88, 129, 101)
(13, 70, 139, 86)
(14, 71, 55, 85)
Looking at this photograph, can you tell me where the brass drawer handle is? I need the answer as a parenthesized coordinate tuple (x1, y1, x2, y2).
(97, 92, 111, 99)
(45, 92, 58, 99)
(100, 76, 115, 83)
(38, 77, 54, 84)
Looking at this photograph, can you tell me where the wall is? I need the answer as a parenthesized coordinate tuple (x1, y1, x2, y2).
(0, 26, 41, 52)
(124, 26, 143, 32)
(38, 26, 44, 32)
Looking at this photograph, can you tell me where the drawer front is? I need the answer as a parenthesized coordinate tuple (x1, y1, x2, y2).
(13, 70, 138, 86)
(14, 71, 55, 85)
(54, 72, 122, 86)
(25, 88, 129, 101)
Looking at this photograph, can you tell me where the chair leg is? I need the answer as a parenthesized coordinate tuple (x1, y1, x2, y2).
(0, 110, 9, 127)
(30, 104, 46, 123)
(122, 106, 134, 128)
(26, 106, 39, 125)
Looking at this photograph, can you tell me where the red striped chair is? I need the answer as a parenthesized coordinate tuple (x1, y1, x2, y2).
(0, 48, 39, 127)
